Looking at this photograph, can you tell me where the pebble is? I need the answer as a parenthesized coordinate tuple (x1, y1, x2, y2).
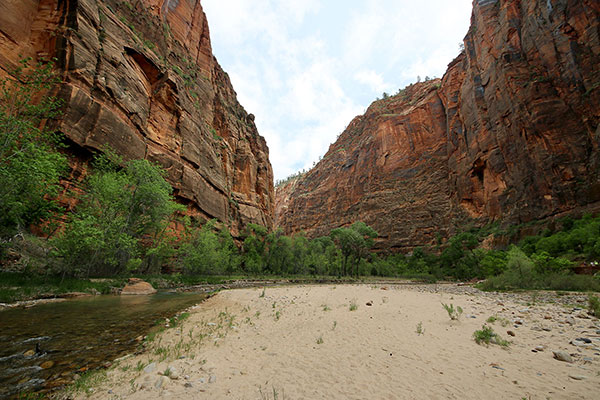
(23, 349, 35, 357)
(143, 362, 156, 373)
(553, 350, 573, 363)
(535, 345, 545, 352)
(198, 377, 206, 384)
(207, 322, 217, 327)
(155, 376, 169, 389)
(184, 382, 193, 388)
(167, 366, 179, 380)
(576, 337, 592, 344)
(209, 375, 217, 383)
(507, 330, 516, 337)
(569, 374, 586, 380)
(40, 361, 54, 369)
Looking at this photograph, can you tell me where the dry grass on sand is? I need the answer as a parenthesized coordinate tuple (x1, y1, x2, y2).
(74, 284, 600, 399)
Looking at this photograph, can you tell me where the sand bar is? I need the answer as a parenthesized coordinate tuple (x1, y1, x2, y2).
(78, 284, 600, 399)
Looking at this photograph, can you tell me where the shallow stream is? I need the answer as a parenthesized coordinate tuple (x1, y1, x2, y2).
(0, 292, 207, 398)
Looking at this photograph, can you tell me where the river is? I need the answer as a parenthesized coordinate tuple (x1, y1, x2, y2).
(0, 292, 207, 398)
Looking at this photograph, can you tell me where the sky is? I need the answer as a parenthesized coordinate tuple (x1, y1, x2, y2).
(202, 0, 474, 182)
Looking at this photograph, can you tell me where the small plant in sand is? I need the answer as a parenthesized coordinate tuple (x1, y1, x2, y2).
(316, 335, 324, 345)
(259, 288, 266, 298)
(416, 322, 424, 335)
(67, 369, 108, 395)
(163, 367, 172, 377)
(441, 303, 463, 320)
(322, 304, 331, 311)
(274, 310, 281, 321)
(259, 386, 285, 400)
(332, 321, 337, 331)
(135, 360, 146, 372)
(473, 325, 510, 347)
(349, 300, 358, 311)
(486, 316, 497, 323)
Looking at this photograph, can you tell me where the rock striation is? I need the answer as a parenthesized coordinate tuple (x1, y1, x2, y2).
(276, 0, 600, 251)
(0, 0, 274, 235)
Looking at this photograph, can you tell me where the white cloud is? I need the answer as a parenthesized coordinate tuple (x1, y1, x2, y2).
(354, 69, 392, 94)
(202, 0, 473, 181)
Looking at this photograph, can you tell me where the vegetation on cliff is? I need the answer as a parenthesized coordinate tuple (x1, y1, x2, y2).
(1, 62, 599, 303)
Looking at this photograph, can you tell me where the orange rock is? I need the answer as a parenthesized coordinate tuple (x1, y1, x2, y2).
(121, 278, 157, 295)
(0, 0, 274, 238)
(276, 0, 600, 252)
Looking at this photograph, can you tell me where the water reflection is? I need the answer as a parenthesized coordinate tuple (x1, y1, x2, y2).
(0, 292, 206, 398)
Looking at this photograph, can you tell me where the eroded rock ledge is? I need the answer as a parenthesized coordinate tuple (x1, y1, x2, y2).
(0, 0, 274, 236)
(276, 0, 600, 251)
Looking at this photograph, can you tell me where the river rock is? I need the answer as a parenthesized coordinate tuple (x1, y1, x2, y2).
(167, 366, 179, 380)
(553, 350, 573, 363)
(569, 374, 586, 380)
(121, 278, 157, 295)
(209, 375, 217, 383)
(40, 361, 54, 369)
(143, 362, 156, 373)
(155, 376, 169, 389)
(24, 349, 35, 357)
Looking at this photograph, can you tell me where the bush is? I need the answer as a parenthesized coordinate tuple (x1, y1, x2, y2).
(473, 325, 509, 347)
(178, 219, 240, 275)
(0, 58, 67, 247)
(53, 156, 182, 277)
(442, 303, 463, 320)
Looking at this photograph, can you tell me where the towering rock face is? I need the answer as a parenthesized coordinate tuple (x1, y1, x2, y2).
(276, 0, 600, 251)
(0, 0, 274, 235)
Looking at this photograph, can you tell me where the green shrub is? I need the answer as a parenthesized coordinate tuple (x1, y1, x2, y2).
(442, 303, 463, 320)
(473, 325, 509, 347)
(178, 219, 240, 275)
(0, 58, 67, 248)
(53, 156, 183, 277)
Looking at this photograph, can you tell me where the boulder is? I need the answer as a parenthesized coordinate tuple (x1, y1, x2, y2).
(121, 278, 157, 296)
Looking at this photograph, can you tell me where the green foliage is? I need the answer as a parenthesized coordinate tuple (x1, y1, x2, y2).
(439, 232, 479, 279)
(441, 303, 463, 320)
(0, 58, 67, 245)
(178, 219, 240, 275)
(416, 321, 424, 335)
(53, 157, 183, 277)
(473, 325, 509, 347)
(330, 222, 378, 277)
(0, 271, 124, 302)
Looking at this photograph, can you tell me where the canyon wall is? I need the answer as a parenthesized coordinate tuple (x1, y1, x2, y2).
(0, 0, 274, 235)
(276, 0, 600, 251)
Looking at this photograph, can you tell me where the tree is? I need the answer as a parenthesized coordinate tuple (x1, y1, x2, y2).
(330, 222, 377, 277)
(241, 223, 268, 274)
(53, 156, 182, 277)
(178, 219, 240, 275)
(0, 58, 67, 245)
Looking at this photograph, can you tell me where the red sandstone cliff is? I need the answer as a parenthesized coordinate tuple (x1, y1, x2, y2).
(0, 0, 274, 235)
(276, 0, 600, 251)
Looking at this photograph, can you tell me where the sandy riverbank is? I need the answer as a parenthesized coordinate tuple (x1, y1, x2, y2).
(76, 284, 600, 399)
